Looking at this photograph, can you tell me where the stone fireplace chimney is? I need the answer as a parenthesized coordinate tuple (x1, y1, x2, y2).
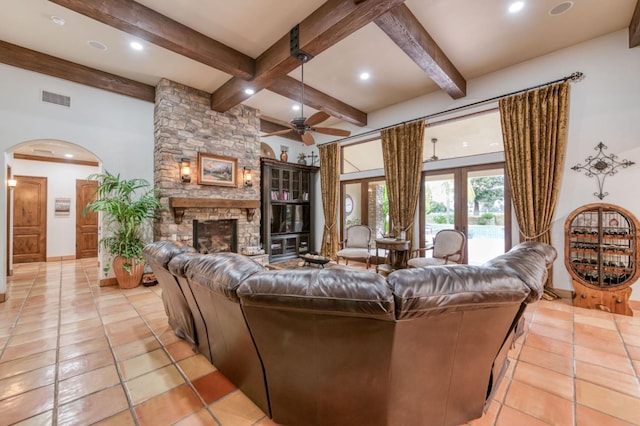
(153, 79, 261, 252)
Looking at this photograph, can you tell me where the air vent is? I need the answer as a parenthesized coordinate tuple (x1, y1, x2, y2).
(41, 90, 71, 107)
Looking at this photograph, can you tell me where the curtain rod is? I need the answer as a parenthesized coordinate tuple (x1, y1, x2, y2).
(319, 71, 584, 147)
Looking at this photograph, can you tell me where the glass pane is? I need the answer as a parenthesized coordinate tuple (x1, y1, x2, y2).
(342, 139, 383, 173)
(423, 173, 456, 245)
(423, 111, 503, 161)
(467, 168, 505, 265)
(344, 183, 362, 236)
(367, 180, 389, 238)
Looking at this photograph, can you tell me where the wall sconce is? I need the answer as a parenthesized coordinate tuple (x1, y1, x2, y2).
(7, 178, 17, 189)
(180, 158, 191, 183)
(243, 166, 253, 188)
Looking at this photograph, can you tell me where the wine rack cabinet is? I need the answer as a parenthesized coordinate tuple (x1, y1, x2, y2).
(565, 203, 639, 315)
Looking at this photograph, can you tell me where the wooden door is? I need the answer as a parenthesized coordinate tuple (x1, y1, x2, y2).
(76, 179, 98, 259)
(13, 175, 47, 263)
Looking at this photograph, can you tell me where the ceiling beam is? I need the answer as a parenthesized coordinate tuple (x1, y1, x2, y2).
(630, 0, 640, 48)
(260, 118, 303, 142)
(210, 0, 406, 112)
(49, 0, 368, 126)
(374, 4, 466, 99)
(0, 41, 155, 102)
(269, 76, 367, 126)
(48, 0, 255, 79)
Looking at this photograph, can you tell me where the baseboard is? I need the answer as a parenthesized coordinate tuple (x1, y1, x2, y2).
(46, 255, 77, 262)
(0, 293, 5, 303)
(552, 288, 574, 299)
(99, 277, 118, 287)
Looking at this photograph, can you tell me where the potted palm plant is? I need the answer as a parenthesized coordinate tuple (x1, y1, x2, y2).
(84, 171, 161, 289)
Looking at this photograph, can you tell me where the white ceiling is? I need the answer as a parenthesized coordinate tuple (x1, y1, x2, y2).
(1, 0, 637, 160)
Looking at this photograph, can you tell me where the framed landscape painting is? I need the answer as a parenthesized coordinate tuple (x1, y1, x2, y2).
(197, 153, 237, 187)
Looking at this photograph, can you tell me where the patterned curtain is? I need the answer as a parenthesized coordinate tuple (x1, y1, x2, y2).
(381, 120, 426, 246)
(319, 143, 339, 258)
(499, 81, 569, 287)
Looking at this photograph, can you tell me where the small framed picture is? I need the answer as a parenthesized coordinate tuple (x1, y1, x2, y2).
(55, 197, 71, 216)
(197, 153, 237, 187)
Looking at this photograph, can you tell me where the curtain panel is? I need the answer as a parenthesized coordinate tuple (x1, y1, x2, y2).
(381, 120, 426, 246)
(499, 81, 569, 287)
(319, 143, 339, 258)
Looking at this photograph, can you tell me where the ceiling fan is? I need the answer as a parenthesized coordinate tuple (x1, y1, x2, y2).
(262, 31, 351, 145)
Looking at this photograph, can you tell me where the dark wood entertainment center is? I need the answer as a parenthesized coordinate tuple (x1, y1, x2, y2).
(261, 158, 318, 262)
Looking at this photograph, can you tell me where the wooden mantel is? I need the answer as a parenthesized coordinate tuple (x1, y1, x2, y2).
(169, 197, 260, 224)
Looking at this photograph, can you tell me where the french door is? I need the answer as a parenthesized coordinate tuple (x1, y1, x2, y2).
(419, 163, 511, 265)
(341, 178, 389, 240)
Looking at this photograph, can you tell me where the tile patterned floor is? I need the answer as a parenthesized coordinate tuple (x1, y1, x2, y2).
(1, 259, 639, 425)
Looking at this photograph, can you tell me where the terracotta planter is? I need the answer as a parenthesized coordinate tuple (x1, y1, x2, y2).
(112, 256, 144, 289)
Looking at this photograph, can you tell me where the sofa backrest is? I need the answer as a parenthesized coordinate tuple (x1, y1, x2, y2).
(172, 252, 270, 416)
(142, 241, 197, 345)
(237, 268, 395, 425)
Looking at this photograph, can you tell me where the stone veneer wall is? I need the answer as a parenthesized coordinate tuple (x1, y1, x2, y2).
(154, 78, 261, 251)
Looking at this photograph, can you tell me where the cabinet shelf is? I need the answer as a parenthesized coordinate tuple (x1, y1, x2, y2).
(565, 203, 639, 316)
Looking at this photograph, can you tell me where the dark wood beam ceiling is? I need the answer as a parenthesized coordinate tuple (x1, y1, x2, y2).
(269, 76, 367, 126)
(630, 0, 640, 48)
(260, 118, 302, 142)
(49, 0, 255, 79)
(375, 4, 466, 99)
(49, 0, 368, 126)
(0, 41, 155, 102)
(209, 0, 406, 113)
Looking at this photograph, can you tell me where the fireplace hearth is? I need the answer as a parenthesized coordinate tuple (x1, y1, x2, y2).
(193, 219, 238, 254)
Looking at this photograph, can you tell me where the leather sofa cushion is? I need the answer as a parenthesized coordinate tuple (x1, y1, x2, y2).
(143, 240, 195, 268)
(238, 269, 395, 320)
(482, 244, 555, 303)
(387, 265, 531, 320)
(182, 252, 265, 302)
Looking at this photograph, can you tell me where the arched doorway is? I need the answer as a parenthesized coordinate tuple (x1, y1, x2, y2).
(6, 140, 101, 272)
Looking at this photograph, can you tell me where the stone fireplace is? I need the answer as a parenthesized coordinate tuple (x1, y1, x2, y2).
(153, 78, 261, 251)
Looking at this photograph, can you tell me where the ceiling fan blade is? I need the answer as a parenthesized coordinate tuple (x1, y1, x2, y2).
(311, 127, 351, 137)
(261, 115, 295, 129)
(301, 132, 315, 146)
(304, 111, 330, 126)
(262, 128, 294, 137)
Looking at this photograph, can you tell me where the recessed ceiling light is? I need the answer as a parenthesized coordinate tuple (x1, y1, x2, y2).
(64, 153, 74, 158)
(129, 41, 144, 51)
(508, 1, 524, 13)
(50, 15, 65, 26)
(462, 141, 469, 148)
(88, 40, 107, 51)
(359, 72, 370, 81)
(244, 88, 255, 95)
(292, 104, 300, 111)
(549, 1, 573, 16)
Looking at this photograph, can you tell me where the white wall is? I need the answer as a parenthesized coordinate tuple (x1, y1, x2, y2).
(1, 64, 154, 295)
(333, 29, 640, 298)
(11, 159, 99, 258)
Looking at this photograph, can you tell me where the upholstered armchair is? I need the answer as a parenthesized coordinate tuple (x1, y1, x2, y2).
(336, 225, 373, 269)
(407, 229, 466, 268)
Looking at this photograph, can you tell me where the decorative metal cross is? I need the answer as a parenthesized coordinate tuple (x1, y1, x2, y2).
(571, 142, 635, 199)
(306, 150, 318, 165)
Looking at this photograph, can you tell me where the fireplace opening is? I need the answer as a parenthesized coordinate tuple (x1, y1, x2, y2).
(193, 219, 238, 254)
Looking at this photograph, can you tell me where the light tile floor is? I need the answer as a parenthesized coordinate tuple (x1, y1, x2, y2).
(1, 259, 639, 425)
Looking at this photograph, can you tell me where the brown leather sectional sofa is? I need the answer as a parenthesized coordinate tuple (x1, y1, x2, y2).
(143, 241, 556, 426)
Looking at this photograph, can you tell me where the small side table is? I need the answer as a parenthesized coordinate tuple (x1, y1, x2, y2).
(375, 239, 411, 275)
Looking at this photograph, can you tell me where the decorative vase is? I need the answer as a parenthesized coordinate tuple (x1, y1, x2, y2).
(298, 158, 307, 165)
(280, 151, 288, 162)
(112, 256, 145, 289)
